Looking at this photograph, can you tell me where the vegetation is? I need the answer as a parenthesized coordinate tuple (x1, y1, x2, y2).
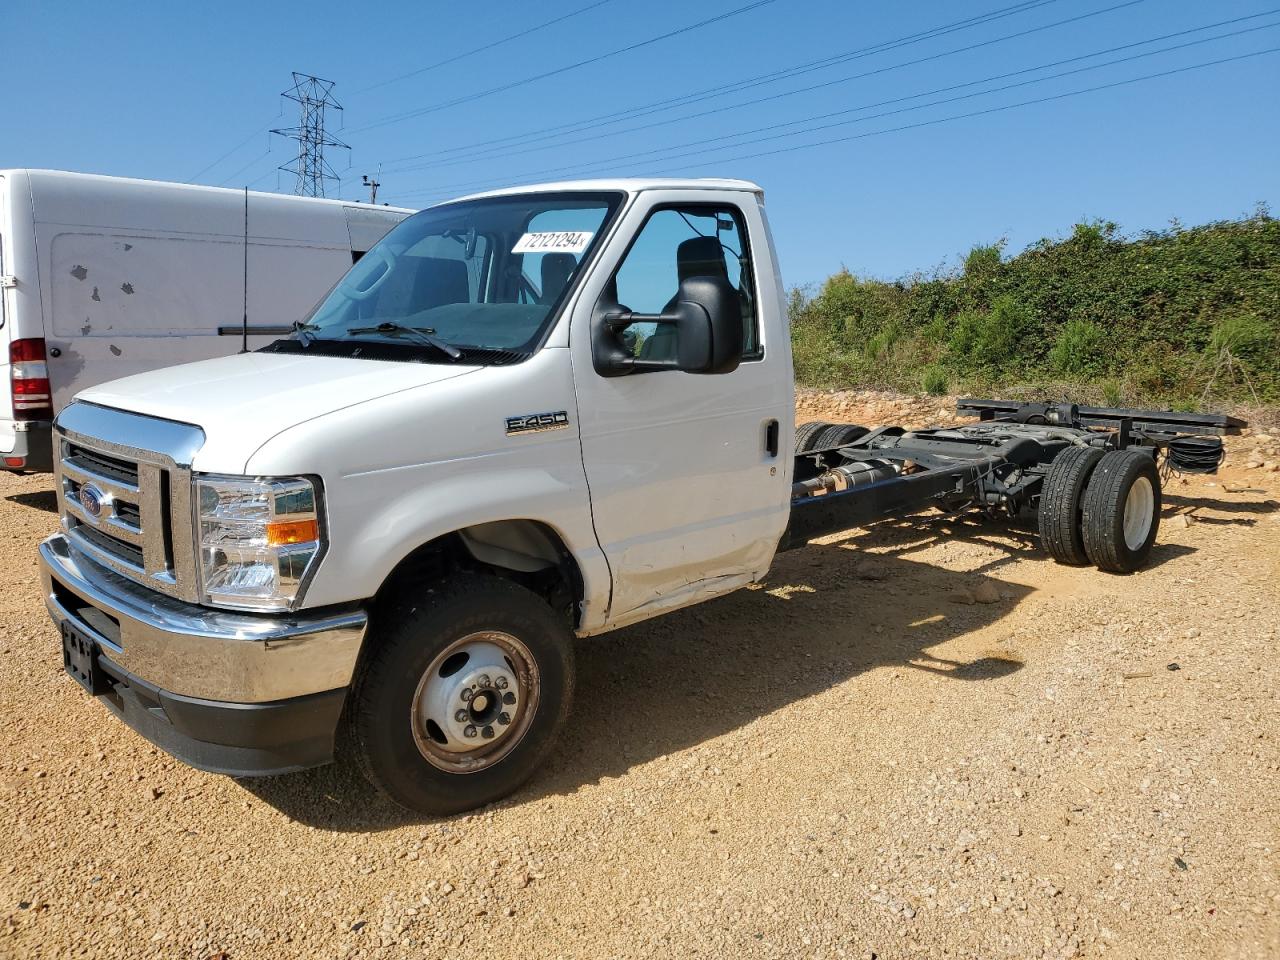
(789, 208, 1280, 407)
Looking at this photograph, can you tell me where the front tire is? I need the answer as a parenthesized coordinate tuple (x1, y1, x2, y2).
(350, 574, 575, 815)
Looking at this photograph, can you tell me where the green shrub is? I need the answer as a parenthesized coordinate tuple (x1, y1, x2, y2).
(1208, 312, 1276, 363)
(921, 365, 950, 396)
(963, 241, 1004, 279)
(1050, 319, 1110, 377)
(788, 209, 1280, 406)
(948, 308, 983, 358)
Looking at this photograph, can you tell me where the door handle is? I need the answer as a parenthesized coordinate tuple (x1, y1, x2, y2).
(764, 419, 780, 458)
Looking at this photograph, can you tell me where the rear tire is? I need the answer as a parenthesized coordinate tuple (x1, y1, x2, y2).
(812, 423, 870, 451)
(350, 574, 574, 815)
(795, 421, 832, 453)
(1037, 446, 1105, 565)
(1081, 450, 1161, 573)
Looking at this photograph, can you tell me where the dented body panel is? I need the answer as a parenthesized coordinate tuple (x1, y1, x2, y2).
(0, 169, 413, 470)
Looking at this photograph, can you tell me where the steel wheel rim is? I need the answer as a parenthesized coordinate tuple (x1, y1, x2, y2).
(410, 630, 540, 774)
(1123, 475, 1155, 551)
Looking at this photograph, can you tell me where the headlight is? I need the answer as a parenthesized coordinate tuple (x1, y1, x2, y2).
(195, 475, 324, 612)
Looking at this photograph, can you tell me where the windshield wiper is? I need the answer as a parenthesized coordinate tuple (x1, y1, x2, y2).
(292, 320, 320, 347)
(346, 322, 463, 360)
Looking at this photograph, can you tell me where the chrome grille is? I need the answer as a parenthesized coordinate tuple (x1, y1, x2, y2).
(64, 443, 139, 487)
(53, 402, 205, 603)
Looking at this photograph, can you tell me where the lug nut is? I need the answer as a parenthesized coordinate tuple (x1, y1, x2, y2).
(455, 709, 468, 723)
(482, 725, 495, 739)
(478, 674, 491, 688)
(498, 712, 510, 725)
(461, 687, 474, 702)
(502, 691, 516, 705)
(463, 725, 478, 738)
(495, 677, 509, 690)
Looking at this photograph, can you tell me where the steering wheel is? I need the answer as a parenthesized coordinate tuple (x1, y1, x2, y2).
(338, 245, 396, 302)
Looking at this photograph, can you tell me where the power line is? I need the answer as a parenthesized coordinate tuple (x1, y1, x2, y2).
(379, 0, 1065, 168)
(216, 147, 274, 188)
(384, 0, 1145, 176)
(188, 125, 274, 182)
(667, 48, 1280, 172)
(394, 44, 1280, 203)
(350, 0, 785, 133)
(353, 0, 620, 94)
(394, 13, 1280, 193)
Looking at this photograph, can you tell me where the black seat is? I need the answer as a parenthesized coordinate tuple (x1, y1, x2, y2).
(539, 253, 577, 305)
(641, 237, 731, 362)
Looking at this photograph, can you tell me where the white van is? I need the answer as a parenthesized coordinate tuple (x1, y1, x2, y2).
(0, 169, 412, 472)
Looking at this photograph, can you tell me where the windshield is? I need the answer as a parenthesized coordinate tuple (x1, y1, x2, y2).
(296, 191, 623, 362)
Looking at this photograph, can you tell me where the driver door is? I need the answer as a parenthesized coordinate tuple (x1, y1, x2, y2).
(568, 190, 793, 627)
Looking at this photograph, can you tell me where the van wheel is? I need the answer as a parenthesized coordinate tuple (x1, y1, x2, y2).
(1037, 446, 1105, 565)
(1081, 450, 1162, 573)
(795, 421, 832, 453)
(350, 574, 574, 815)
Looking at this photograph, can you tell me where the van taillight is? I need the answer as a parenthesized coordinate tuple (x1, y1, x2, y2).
(9, 338, 52, 421)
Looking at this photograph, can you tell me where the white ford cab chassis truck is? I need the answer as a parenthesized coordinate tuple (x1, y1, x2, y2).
(37, 179, 1242, 814)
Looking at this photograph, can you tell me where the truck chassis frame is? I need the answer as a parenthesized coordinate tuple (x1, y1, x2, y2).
(782, 399, 1244, 555)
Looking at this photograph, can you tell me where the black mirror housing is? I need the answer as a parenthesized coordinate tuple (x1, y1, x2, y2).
(591, 274, 744, 377)
(671, 275, 744, 374)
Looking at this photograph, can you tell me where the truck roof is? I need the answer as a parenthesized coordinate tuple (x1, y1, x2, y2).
(0, 168, 416, 214)
(448, 178, 764, 205)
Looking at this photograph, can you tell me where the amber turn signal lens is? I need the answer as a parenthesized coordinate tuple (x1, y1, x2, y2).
(266, 518, 319, 546)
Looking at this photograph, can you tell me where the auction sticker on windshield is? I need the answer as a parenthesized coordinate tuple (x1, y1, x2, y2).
(512, 231, 593, 255)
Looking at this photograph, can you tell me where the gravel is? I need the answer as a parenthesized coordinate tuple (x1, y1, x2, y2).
(2, 389, 1277, 959)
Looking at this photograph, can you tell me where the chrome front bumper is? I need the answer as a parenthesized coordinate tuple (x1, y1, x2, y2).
(39, 533, 367, 703)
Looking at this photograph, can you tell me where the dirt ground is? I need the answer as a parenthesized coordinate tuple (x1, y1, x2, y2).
(1, 390, 1277, 960)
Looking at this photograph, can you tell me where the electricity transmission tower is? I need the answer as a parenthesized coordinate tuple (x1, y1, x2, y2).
(271, 73, 349, 198)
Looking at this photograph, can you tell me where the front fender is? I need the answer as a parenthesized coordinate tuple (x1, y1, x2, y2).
(243, 349, 612, 631)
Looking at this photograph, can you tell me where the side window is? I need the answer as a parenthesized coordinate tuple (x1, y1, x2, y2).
(607, 205, 759, 362)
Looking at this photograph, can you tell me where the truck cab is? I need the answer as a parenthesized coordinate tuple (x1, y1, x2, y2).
(39, 179, 795, 813)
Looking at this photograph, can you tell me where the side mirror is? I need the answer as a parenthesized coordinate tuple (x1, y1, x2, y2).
(592, 274, 744, 377)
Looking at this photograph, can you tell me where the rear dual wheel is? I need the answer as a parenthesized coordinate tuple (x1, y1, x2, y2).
(1081, 450, 1161, 573)
(795, 421, 869, 454)
(1038, 447, 1105, 565)
(1039, 448, 1161, 573)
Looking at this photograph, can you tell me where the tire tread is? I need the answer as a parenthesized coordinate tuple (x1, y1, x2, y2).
(1038, 446, 1104, 565)
(1081, 450, 1161, 573)
(349, 573, 574, 814)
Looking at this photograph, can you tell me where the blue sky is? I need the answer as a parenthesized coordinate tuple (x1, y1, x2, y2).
(5, 0, 1277, 286)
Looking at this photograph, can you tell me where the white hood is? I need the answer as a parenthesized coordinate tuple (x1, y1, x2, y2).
(75, 351, 481, 472)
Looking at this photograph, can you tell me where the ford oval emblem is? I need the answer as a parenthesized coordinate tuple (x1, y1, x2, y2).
(78, 484, 105, 519)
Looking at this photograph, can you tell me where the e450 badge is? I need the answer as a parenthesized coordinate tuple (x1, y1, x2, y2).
(506, 410, 570, 435)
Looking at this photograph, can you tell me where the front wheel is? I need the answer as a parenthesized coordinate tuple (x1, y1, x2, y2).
(349, 574, 575, 815)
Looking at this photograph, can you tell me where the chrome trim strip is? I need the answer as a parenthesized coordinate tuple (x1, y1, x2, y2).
(56, 401, 206, 468)
(66, 526, 146, 574)
(59, 457, 140, 496)
(40, 534, 366, 703)
(63, 497, 144, 547)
